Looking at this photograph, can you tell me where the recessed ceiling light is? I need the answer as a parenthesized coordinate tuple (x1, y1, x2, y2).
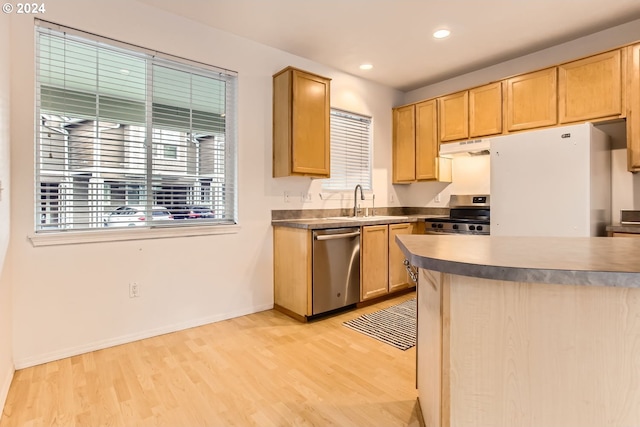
(359, 63, 373, 70)
(433, 29, 451, 39)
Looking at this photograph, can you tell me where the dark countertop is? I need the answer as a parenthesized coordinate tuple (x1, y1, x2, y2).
(396, 234, 640, 288)
(608, 210, 640, 234)
(607, 223, 640, 234)
(271, 214, 443, 230)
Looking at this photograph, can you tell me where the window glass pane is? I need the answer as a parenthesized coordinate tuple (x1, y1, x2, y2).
(322, 109, 372, 191)
(35, 24, 237, 232)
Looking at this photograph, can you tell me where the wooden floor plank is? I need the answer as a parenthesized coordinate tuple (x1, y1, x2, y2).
(1, 292, 421, 427)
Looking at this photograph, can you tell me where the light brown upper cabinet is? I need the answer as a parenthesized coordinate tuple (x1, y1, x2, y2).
(398, 40, 640, 172)
(627, 43, 640, 172)
(393, 100, 449, 184)
(272, 66, 331, 178)
(439, 83, 503, 142)
(392, 104, 417, 183)
(415, 100, 439, 180)
(559, 50, 624, 124)
(506, 67, 557, 132)
(469, 82, 503, 137)
(439, 91, 469, 142)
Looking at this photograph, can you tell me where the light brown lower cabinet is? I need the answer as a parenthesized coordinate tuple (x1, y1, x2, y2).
(361, 222, 418, 301)
(388, 223, 414, 293)
(361, 225, 389, 301)
(274, 222, 421, 320)
(273, 226, 312, 320)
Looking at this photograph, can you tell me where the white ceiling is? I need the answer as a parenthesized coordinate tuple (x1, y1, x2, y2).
(139, 0, 640, 92)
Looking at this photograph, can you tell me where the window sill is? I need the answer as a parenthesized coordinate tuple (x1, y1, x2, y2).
(28, 224, 241, 247)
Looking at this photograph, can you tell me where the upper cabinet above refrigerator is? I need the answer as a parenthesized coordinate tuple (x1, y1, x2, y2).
(505, 67, 558, 132)
(558, 50, 623, 125)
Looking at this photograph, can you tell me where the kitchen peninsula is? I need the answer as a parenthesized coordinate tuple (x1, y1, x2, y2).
(396, 234, 640, 427)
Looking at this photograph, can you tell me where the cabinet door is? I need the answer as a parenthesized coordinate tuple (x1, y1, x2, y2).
(291, 70, 330, 176)
(416, 100, 438, 180)
(559, 50, 623, 124)
(273, 227, 312, 318)
(392, 105, 416, 183)
(627, 44, 640, 172)
(439, 91, 469, 142)
(361, 225, 389, 301)
(388, 223, 413, 293)
(469, 82, 502, 137)
(506, 67, 557, 131)
(273, 67, 330, 178)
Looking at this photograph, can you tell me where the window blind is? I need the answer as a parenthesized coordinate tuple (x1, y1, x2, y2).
(323, 109, 372, 191)
(35, 22, 237, 232)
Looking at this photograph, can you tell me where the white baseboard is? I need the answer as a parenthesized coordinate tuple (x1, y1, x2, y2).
(14, 303, 273, 369)
(0, 363, 14, 416)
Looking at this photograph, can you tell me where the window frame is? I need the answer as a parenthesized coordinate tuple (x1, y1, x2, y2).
(33, 20, 239, 240)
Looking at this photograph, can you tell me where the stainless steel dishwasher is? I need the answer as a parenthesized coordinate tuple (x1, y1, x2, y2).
(312, 227, 361, 315)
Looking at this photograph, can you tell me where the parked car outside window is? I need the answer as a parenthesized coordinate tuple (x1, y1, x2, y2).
(104, 206, 174, 227)
(169, 205, 216, 220)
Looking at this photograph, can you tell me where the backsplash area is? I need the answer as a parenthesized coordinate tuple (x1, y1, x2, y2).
(272, 206, 448, 220)
(450, 155, 491, 196)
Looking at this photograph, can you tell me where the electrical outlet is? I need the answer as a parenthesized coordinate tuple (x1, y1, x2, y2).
(284, 191, 290, 203)
(129, 282, 140, 298)
(435, 193, 441, 203)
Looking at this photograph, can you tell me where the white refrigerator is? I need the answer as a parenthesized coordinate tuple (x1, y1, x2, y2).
(490, 123, 611, 237)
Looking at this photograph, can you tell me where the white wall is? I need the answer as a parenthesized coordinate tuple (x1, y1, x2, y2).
(9, 0, 402, 368)
(0, 7, 13, 411)
(7, 1, 640, 372)
(400, 19, 640, 215)
(405, 19, 640, 104)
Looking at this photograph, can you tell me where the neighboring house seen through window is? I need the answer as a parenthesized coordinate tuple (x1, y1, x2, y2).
(35, 21, 238, 232)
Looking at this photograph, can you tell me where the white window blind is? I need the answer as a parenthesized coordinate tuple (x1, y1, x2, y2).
(323, 109, 372, 191)
(35, 22, 237, 232)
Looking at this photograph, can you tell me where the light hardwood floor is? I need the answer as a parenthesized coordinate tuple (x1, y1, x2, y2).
(1, 292, 420, 427)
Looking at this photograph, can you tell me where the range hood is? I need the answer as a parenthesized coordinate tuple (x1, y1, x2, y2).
(439, 139, 491, 157)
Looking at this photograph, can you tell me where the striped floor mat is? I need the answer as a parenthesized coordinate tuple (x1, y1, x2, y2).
(343, 298, 416, 350)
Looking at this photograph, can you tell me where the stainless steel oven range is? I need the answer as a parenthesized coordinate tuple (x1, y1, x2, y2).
(425, 194, 490, 235)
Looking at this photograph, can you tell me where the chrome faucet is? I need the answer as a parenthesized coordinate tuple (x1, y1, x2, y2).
(353, 184, 365, 217)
